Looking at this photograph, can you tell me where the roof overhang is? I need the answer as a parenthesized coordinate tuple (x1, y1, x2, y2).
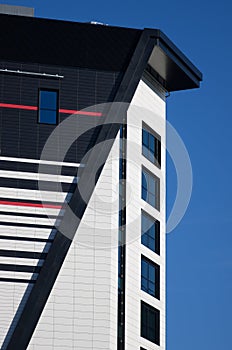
(147, 29, 202, 91)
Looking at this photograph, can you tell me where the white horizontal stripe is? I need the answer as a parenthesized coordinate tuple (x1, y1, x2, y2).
(0, 271, 37, 280)
(0, 205, 61, 216)
(0, 282, 27, 294)
(0, 240, 50, 252)
(0, 257, 43, 266)
(0, 156, 84, 168)
(0, 68, 64, 79)
(0, 226, 55, 239)
(0, 215, 60, 226)
(0, 170, 76, 183)
(0, 187, 68, 202)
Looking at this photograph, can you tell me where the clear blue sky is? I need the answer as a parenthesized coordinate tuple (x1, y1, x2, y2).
(3, 0, 232, 349)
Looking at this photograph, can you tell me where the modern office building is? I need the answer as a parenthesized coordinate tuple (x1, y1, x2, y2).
(0, 6, 202, 350)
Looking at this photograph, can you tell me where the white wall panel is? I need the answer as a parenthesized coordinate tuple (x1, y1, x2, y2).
(0, 226, 54, 239)
(0, 283, 29, 347)
(0, 239, 49, 252)
(0, 204, 60, 216)
(0, 170, 75, 183)
(126, 78, 166, 350)
(0, 187, 67, 202)
(0, 214, 57, 226)
(28, 133, 120, 350)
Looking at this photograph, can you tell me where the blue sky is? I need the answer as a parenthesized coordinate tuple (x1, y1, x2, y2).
(3, 0, 232, 349)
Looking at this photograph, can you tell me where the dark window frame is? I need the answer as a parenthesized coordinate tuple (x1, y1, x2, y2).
(141, 166, 160, 211)
(38, 88, 59, 125)
(141, 255, 160, 300)
(142, 122, 161, 168)
(141, 300, 160, 345)
(141, 210, 160, 255)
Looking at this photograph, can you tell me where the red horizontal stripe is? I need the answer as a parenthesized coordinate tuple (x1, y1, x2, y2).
(59, 109, 102, 116)
(0, 200, 62, 209)
(0, 103, 102, 116)
(0, 103, 38, 111)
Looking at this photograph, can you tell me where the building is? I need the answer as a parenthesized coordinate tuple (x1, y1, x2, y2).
(0, 6, 202, 350)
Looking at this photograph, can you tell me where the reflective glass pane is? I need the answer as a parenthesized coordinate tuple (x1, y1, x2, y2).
(149, 152, 155, 163)
(141, 259, 147, 275)
(142, 187, 147, 201)
(148, 237, 155, 251)
(149, 176, 156, 195)
(142, 145, 149, 159)
(149, 265, 155, 281)
(142, 129, 149, 147)
(150, 134, 155, 152)
(149, 193, 156, 207)
(141, 212, 159, 253)
(141, 302, 160, 345)
(141, 234, 148, 247)
(141, 277, 147, 291)
(39, 110, 57, 124)
(142, 171, 148, 190)
(40, 90, 57, 110)
(141, 257, 159, 299)
(148, 281, 155, 296)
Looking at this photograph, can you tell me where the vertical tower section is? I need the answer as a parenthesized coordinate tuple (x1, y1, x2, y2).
(125, 76, 166, 350)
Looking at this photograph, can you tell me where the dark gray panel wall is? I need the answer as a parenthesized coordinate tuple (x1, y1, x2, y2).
(0, 61, 123, 162)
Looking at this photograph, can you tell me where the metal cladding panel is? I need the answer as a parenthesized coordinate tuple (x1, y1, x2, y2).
(0, 61, 122, 162)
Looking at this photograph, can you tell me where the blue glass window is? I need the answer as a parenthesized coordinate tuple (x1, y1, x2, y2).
(141, 211, 160, 254)
(39, 90, 58, 124)
(141, 256, 160, 299)
(142, 168, 160, 210)
(142, 125, 161, 167)
(141, 301, 160, 345)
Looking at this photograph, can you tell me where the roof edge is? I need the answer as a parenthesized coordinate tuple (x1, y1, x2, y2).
(143, 28, 202, 91)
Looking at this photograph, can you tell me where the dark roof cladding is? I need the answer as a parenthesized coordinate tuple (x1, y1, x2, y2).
(0, 13, 202, 91)
(0, 13, 141, 72)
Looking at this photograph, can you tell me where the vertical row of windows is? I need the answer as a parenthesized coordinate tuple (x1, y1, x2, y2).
(140, 123, 161, 347)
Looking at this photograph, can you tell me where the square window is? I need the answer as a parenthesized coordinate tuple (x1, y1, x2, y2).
(141, 211, 160, 254)
(141, 301, 160, 345)
(141, 255, 160, 299)
(141, 167, 160, 210)
(38, 90, 58, 124)
(142, 123, 161, 167)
